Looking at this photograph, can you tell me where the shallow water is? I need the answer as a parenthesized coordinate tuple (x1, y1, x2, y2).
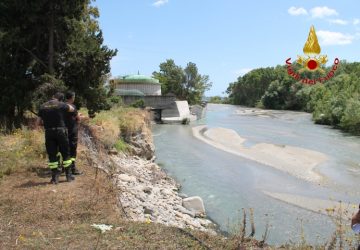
(152, 104, 360, 245)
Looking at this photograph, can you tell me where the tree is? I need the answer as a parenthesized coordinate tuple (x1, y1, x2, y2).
(153, 59, 184, 97)
(225, 61, 360, 135)
(208, 96, 223, 104)
(0, 0, 116, 131)
(153, 59, 212, 105)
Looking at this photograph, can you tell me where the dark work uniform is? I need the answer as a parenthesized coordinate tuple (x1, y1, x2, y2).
(38, 100, 72, 170)
(64, 103, 78, 166)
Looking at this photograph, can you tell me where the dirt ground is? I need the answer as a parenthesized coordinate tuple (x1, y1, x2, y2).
(0, 151, 242, 250)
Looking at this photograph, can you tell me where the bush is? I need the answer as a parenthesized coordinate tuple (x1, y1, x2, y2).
(89, 107, 146, 149)
(114, 139, 129, 152)
(130, 99, 145, 108)
(340, 97, 360, 134)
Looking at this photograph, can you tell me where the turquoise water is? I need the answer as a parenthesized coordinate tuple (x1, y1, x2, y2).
(152, 104, 360, 245)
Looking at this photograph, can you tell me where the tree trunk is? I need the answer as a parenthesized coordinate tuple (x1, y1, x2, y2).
(48, 2, 55, 75)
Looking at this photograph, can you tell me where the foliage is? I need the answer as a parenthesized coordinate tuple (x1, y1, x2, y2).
(208, 96, 224, 104)
(153, 59, 212, 105)
(130, 99, 145, 109)
(226, 61, 360, 135)
(114, 139, 129, 152)
(0, 0, 116, 131)
(227, 67, 282, 107)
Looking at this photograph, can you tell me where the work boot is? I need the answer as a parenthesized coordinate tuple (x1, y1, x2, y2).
(71, 162, 83, 175)
(65, 167, 75, 182)
(50, 169, 60, 184)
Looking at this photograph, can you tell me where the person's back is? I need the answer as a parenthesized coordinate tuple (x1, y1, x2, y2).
(39, 99, 69, 129)
(64, 91, 82, 175)
(37, 92, 75, 184)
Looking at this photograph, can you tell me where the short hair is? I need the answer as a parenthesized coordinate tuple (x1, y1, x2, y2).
(65, 91, 75, 100)
(54, 92, 64, 101)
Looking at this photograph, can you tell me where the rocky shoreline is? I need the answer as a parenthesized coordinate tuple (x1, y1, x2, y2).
(80, 116, 216, 234)
(110, 153, 216, 233)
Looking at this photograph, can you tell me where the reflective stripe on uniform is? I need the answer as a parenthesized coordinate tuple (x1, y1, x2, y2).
(63, 159, 72, 168)
(48, 162, 58, 169)
(70, 157, 76, 162)
(56, 152, 63, 162)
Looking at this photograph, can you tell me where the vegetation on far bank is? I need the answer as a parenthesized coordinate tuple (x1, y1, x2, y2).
(226, 61, 360, 135)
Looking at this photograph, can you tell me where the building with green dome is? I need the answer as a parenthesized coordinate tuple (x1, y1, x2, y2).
(112, 74, 161, 96)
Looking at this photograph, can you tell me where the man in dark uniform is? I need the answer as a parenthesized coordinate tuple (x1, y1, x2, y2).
(37, 92, 75, 184)
(352, 204, 360, 250)
(64, 91, 82, 175)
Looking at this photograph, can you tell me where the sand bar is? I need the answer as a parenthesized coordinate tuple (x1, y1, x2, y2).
(192, 126, 328, 182)
(263, 191, 357, 217)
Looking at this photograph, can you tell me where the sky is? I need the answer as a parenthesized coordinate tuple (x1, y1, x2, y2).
(95, 0, 360, 96)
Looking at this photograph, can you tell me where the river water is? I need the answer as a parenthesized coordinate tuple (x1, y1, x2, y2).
(152, 104, 360, 245)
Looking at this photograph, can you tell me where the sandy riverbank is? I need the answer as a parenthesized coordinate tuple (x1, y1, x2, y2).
(263, 191, 357, 217)
(192, 125, 328, 183)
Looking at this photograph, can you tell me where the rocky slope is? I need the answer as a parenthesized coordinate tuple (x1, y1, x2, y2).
(80, 111, 216, 233)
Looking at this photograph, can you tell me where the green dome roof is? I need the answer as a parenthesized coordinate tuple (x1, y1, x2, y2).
(120, 74, 160, 84)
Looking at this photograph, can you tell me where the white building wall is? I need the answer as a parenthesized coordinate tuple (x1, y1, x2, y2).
(116, 83, 161, 96)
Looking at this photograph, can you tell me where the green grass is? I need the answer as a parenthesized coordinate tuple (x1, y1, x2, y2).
(0, 128, 46, 178)
(114, 138, 129, 152)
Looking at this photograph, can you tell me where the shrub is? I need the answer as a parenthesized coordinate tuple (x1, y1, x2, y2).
(114, 139, 129, 152)
(130, 99, 145, 108)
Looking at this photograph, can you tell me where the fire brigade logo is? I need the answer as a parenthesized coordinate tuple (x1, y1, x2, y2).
(286, 25, 339, 85)
(297, 25, 327, 73)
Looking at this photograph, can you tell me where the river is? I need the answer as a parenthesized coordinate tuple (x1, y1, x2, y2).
(152, 104, 360, 245)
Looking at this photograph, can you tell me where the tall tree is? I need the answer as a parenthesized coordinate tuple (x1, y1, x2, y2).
(153, 59, 212, 104)
(0, 0, 116, 130)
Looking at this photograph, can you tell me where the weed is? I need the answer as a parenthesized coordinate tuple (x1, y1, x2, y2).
(114, 139, 129, 152)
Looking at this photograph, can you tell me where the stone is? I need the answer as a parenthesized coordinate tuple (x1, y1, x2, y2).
(182, 196, 205, 216)
(160, 188, 173, 196)
(178, 193, 188, 199)
(186, 219, 202, 228)
(108, 149, 118, 155)
(144, 207, 154, 215)
(143, 187, 152, 194)
(175, 205, 195, 218)
(118, 174, 136, 182)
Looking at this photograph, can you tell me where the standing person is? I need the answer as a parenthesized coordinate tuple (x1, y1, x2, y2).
(352, 204, 360, 233)
(65, 91, 82, 175)
(37, 92, 75, 184)
(352, 204, 360, 250)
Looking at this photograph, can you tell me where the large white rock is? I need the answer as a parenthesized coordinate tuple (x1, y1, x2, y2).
(118, 174, 136, 182)
(182, 196, 205, 216)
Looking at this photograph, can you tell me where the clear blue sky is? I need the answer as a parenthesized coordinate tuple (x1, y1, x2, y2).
(95, 0, 360, 96)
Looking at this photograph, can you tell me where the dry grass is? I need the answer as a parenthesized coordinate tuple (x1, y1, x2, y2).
(0, 128, 46, 179)
(0, 142, 226, 249)
(0, 125, 243, 250)
(87, 106, 146, 150)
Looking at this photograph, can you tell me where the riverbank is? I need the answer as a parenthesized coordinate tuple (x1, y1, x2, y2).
(192, 125, 327, 183)
(83, 108, 216, 232)
(0, 107, 266, 249)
